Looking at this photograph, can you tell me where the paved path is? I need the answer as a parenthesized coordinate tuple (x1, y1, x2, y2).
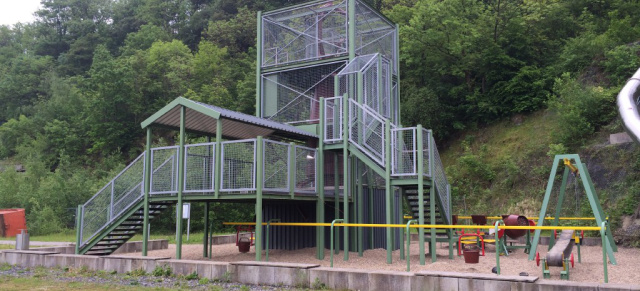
(0, 240, 73, 246)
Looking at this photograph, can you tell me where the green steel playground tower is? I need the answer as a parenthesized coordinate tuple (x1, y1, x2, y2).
(75, 0, 452, 265)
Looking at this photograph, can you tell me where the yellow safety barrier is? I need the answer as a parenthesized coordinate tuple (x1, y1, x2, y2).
(455, 216, 600, 221)
(223, 222, 603, 231)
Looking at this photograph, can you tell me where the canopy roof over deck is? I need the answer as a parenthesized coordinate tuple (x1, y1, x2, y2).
(141, 97, 317, 140)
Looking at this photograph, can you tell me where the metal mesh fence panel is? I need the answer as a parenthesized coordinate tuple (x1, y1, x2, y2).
(391, 127, 416, 176)
(423, 129, 431, 177)
(184, 143, 215, 193)
(430, 132, 449, 220)
(295, 146, 317, 194)
(111, 153, 145, 219)
(150, 146, 179, 195)
(349, 99, 385, 165)
(324, 97, 343, 143)
(263, 140, 290, 192)
(381, 59, 391, 119)
(262, 62, 345, 125)
(363, 61, 379, 113)
(221, 140, 256, 192)
(81, 152, 145, 246)
(354, 1, 396, 70)
(262, 0, 348, 68)
(81, 183, 112, 245)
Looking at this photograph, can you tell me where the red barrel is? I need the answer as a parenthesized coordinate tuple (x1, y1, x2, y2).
(0, 209, 27, 237)
(503, 215, 529, 239)
(238, 237, 251, 253)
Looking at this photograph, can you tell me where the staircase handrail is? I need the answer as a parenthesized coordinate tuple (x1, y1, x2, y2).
(348, 99, 387, 166)
(80, 152, 146, 247)
(428, 132, 450, 224)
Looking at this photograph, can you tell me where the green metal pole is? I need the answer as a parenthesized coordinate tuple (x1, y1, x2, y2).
(495, 220, 503, 274)
(142, 127, 152, 256)
(529, 156, 561, 261)
(348, 0, 355, 61)
(334, 153, 340, 255)
(176, 106, 186, 260)
(576, 159, 617, 262)
(601, 221, 608, 283)
(203, 202, 209, 258)
(368, 170, 374, 250)
(255, 11, 262, 117)
(394, 24, 401, 125)
(385, 120, 392, 264)
(357, 160, 364, 257)
(318, 98, 326, 260)
(406, 220, 416, 271)
(330, 219, 343, 267)
(214, 119, 222, 199)
(209, 220, 214, 258)
(549, 167, 570, 250)
(255, 136, 264, 261)
(343, 83, 350, 261)
(75, 205, 82, 254)
(416, 126, 425, 265)
(428, 130, 436, 263)
(400, 188, 405, 260)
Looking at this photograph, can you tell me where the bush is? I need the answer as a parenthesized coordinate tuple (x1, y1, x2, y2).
(547, 73, 616, 147)
(603, 44, 640, 85)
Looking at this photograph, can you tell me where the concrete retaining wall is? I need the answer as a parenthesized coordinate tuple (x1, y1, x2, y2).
(30, 239, 169, 254)
(0, 249, 638, 290)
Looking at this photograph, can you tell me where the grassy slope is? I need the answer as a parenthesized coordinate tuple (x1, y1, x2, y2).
(440, 110, 640, 232)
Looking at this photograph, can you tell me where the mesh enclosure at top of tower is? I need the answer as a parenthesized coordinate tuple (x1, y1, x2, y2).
(262, 0, 348, 67)
(262, 62, 345, 125)
(184, 142, 215, 193)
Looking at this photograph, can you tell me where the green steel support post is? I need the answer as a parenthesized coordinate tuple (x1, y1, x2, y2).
(495, 220, 504, 274)
(416, 126, 425, 265)
(549, 167, 570, 249)
(334, 153, 340, 255)
(75, 205, 82, 254)
(400, 188, 405, 260)
(601, 221, 609, 283)
(214, 119, 222, 199)
(406, 220, 417, 271)
(528, 157, 561, 261)
(576, 160, 617, 263)
(255, 11, 262, 117)
(142, 128, 152, 256)
(203, 136, 211, 258)
(385, 120, 392, 264)
(256, 136, 264, 261)
(209, 220, 214, 258)
(368, 170, 374, 250)
(580, 162, 617, 252)
(330, 219, 344, 267)
(357, 160, 364, 257)
(342, 77, 350, 262)
(348, 0, 355, 61)
(428, 130, 436, 263)
(377, 55, 382, 113)
(203, 202, 209, 258)
(176, 106, 186, 260)
(318, 97, 326, 260)
(394, 24, 401, 125)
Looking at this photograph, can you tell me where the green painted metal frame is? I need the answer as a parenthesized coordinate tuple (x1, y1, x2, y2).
(416, 125, 426, 265)
(528, 154, 616, 265)
(75, 205, 82, 254)
(255, 11, 262, 117)
(255, 136, 264, 261)
(142, 127, 152, 256)
(140, 97, 221, 129)
(317, 98, 326, 260)
(175, 106, 186, 259)
(405, 219, 417, 271)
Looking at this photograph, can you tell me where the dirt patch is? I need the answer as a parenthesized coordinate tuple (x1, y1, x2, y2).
(120, 242, 640, 285)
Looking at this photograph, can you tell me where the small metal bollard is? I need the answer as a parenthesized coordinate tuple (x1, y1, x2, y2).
(15, 229, 29, 250)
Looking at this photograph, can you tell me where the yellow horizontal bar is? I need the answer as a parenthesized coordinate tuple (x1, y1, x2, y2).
(456, 216, 598, 220)
(223, 222, 603, 231)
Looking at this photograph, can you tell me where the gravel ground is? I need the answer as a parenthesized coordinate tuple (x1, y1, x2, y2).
(121, 242, 640, 285)
(0, 263, 298, 290)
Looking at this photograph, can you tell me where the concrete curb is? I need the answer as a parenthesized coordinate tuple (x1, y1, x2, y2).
(1, 248, 638, 290)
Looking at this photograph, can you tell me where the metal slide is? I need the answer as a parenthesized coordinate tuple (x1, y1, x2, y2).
(617, 68, 640, 143)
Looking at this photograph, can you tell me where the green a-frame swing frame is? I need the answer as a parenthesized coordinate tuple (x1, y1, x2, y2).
(528, 154, 617, 264)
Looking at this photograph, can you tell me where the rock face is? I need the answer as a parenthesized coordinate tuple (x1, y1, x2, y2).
(615, 214, 640, 247)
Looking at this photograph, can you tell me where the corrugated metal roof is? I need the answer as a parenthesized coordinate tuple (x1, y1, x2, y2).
(141, 97, 317, 140)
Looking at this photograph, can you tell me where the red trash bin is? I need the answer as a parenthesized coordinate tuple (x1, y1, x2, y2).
(0, 209, 27, 237)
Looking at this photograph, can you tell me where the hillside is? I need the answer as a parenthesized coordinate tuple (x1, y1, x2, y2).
(440, 110, 640, 244)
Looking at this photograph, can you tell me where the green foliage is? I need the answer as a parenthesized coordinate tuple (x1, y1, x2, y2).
(151, 265, 172, 277)
(184, 271, 199, 280)
(603, 44, 640, 85)
(547, 73, 616, 147)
